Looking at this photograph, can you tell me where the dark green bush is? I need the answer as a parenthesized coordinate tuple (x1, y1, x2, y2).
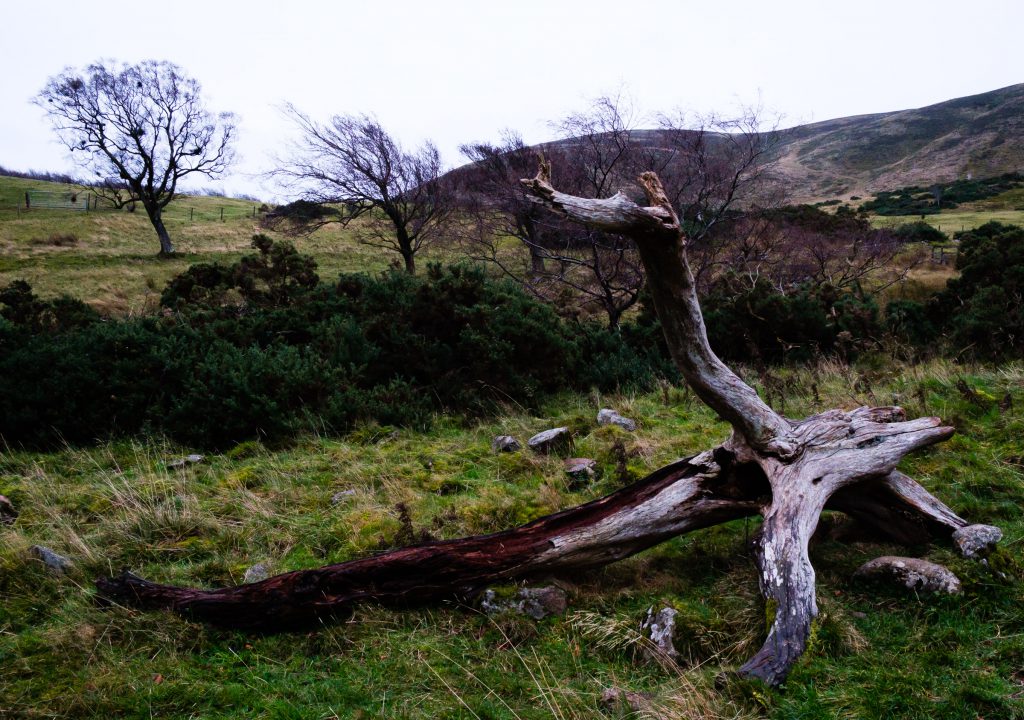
(937, 222, 1024, 358)
(891, 221, 948, 245)
(0, 249, 666, 449)
(700, 275, 881, 363)
(0, 280, 99, 334)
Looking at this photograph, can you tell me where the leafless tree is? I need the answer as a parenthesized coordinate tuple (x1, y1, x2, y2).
(274, 107, 453, 275)
(459, 96, 654, 328)
(699, 206, 924, 298)
(458, 99, 784, 328)
(99, 162, 1001, 688)
(35, 60, 236, 255)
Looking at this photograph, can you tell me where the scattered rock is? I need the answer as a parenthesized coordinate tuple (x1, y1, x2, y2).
(597, 408, 637, 432)
(599, 687, 653, 713)
(243, 562, 271, 584)
(853, 556, 961, 594)
(29, 545, 73, 574)
(0, 495, 17, 526)
(331, 489, 357, 505)
(480, 586, 568, 620)
(564, 458, 599, 489)
(641, 606, 680, 661)
(952, 524, 1002, 559)
(167, 454, 205, 469)
(527, 427, 573, 455)
(491, 435, 522, 453)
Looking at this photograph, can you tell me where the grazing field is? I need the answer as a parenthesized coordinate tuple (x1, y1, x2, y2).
(1, 361, 1022, 719)
(870, 186, 1024, 238)
(0, 175, 446, 315)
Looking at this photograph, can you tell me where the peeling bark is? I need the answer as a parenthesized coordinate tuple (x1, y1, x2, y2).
(98, 452, 761, 630)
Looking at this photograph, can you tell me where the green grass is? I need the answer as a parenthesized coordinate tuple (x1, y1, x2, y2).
(0, 174, 448, 314)
(870, 186, 1024, 238)
(2, 360, 1023, 719)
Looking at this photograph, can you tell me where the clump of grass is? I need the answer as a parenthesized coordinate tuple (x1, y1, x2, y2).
(30, 232, 79, 247)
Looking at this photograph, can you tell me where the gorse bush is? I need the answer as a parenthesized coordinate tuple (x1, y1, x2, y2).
(0, 238, 667, 449)
(700, 275, 881, 363)
(938, 221, 1024, 358)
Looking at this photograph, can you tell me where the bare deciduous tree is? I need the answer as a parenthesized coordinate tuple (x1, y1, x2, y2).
(97, 162, 1000, 688)
(35, 60, 236, 255)
(274, 107, 453, 275)
(459, 99, 783, 328)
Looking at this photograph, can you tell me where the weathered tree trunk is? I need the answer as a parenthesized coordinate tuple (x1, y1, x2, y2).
(146, 205, 175, 256)
(96, 163, 1001, 687)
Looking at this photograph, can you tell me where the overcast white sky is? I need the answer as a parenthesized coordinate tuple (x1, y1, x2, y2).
(1, 0, 1021, 199)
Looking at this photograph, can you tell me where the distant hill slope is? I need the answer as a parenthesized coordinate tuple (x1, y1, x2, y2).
(454, 84, 1024, 204)
(770, 83, 1024, 201)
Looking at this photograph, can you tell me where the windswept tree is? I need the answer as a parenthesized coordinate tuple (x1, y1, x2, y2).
(274, 107, 453, 274)
(35, 60, 237, 255)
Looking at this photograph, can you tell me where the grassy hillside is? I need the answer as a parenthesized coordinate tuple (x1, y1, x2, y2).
(1, 361, 1022, 718)
(0, 175, 443, 314)
(768, 84, 1024, 202)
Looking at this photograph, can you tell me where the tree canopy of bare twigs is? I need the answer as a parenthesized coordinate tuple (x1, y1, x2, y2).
(273, 107, 453, 274)
(35, 60, 236, 255)
(457, 97, 784, 327)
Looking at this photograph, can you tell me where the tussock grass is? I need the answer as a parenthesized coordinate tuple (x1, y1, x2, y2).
(1, 360, 1022, 717)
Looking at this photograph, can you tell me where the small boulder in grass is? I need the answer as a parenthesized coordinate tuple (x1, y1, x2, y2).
(29, 545, 73, 574)
(853, 556, 961, 595)
(641, 605, 680, 662)
(952, 524, 1002, 559)
(597, 408, 637, 432)
(480, 586, 568, 620)
(331, 489, 357, 505)
(243, 562, 271, 584)
(527, 427, 572, 455)
(491, 435, 521, 453)
(167, 454, 205, 469)
(599, 687, 653, 714)
(0, 495, 17, 526)
(564, 458, 599, 489)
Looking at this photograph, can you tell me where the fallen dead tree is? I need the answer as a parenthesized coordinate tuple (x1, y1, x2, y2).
(97, 161, 1000, 687)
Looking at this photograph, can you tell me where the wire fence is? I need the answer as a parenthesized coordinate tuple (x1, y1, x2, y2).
(10, 191, 266, 223)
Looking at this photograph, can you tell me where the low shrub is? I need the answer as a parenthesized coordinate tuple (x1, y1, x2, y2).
(0, 243, 667, 449)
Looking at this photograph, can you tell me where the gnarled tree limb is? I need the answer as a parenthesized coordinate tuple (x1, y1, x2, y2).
(96, 166, 1000, 690)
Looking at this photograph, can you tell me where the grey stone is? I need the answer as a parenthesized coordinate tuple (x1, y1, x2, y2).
(597, 408, 637, 432)
(29, 545, 73, 574)
(641, 606, 680, 660)
(491, 435, 522, 453)
(331, 489, 357, 505)
(480, 586, 568, 620)
(599, 687, 653, 713)
(853, 556, 961, 594)
(243, 562, 271, 584)
(527, 427, 572, 455)
(564, 458, 599, 489)
(952, 524, 1002, 559)
(167, 454, 205, 469)
(0, 495, 16, 526)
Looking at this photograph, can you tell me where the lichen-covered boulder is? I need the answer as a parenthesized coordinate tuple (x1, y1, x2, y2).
(853, 556, 961, 594)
